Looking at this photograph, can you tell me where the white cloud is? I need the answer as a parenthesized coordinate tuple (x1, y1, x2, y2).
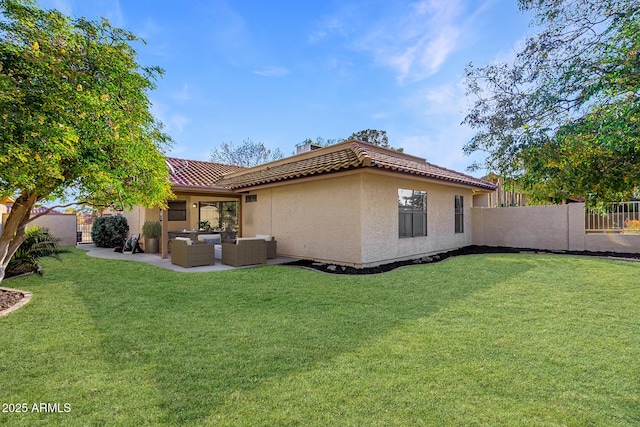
(307, 4, 359, 43)
(394, 78, 489, 173)
(365, 0, 464, 83)
(253, 67, 290, 77)
(151, 101, 190, 134)
(310, 0, 466, 83)
(172, 83, 193, 103)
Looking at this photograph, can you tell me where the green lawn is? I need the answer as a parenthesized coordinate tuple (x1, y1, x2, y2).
(1, 249, 639, 426)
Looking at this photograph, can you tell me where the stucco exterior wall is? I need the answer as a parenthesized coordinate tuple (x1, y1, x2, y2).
(472, 203, 640, 253)
(242, 174, 363, 265)
(0, 203, 7, 235)
(121, 208, 144, 236)
(241, 171, 477, 267)
(360, 173, 474, 266)
(128, 194, 240, 233)
(472, 204, 570, 251)
(30, 214, 77, 247)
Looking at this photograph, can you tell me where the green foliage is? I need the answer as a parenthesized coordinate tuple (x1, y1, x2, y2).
(0, 0, 173, 207)
(91, 215, 129, 248)
(348, 129, 404, 152)
(463, 0, 639, 204)
(141, 220, 161, 239)
(0, 0, 173, 281)
(210, 139, 284, 167)
(6, 225, 67, 277)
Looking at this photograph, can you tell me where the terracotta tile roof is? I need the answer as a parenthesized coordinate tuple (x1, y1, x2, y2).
(166, 157, 245, 189)
(218, 140, 496, 191)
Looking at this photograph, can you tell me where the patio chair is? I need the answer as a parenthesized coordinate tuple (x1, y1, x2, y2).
(256, 234, 277, 259)
(170, 239, 215, 268)
(221, 238, 267, 267)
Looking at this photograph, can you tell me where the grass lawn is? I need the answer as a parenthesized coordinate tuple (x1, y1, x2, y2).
(1, 248, 639, 426)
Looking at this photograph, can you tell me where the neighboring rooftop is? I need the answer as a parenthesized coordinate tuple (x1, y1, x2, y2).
(218, 140, 496, 191)
(166, 157, 245, 190)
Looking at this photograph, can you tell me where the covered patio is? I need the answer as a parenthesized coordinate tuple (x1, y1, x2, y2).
(126, 158, 246, 259)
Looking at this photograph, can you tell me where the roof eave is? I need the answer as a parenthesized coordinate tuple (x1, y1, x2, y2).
(170, 184, 238, 195)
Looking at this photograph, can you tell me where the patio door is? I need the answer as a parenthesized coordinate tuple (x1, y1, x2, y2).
(198, 201, 238, 237)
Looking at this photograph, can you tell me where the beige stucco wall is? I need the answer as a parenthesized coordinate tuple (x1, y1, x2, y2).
(0, 203, 7, 235)
(472, 203, 640, 253)
(2, 213, 77, 247)
(241, 171, 477, 267)
(359, 173, 474, 266)
(242, 174, 363, 265)
(472, 204, 570, 251)
(30, 214, 78, 247)
(127, 194, 239, 233)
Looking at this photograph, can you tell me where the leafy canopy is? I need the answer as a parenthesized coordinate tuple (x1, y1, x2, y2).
(463, 0, 639, 204)
(0, 0, 173, 281)
(348, 129, 404, 152)
(0, 0, 173, 209)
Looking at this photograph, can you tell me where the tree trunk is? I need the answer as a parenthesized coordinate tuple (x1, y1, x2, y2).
(0, 193, 37, 283)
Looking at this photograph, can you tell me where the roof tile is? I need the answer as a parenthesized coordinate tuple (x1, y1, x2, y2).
(218, 141, 496, 191)
(166, 157, 245, 188)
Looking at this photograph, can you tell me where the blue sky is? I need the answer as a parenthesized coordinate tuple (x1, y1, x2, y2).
(40, 0, 533, 175)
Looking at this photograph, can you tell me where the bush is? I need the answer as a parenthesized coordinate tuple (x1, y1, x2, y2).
(142, 220, 162, 239)
(92, 215, 129, 247)
(6, 226, 68, 277)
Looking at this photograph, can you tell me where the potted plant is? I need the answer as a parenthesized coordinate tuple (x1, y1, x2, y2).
(142, 220, 162, 254)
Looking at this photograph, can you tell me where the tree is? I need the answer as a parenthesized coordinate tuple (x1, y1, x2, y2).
(463, 0, 639, 205)
(0, 0, 173, 282)
(348, 129, 403, 152)
(210, 139, 284, 167)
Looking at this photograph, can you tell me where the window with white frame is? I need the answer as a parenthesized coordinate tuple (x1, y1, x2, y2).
(398, 189, 427, 238)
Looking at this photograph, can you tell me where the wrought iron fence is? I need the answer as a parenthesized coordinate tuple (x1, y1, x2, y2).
(585, 201, 640, 234)
(77, 223, 93, 243)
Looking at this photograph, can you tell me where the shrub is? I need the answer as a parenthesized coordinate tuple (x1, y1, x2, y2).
(92, 215, 129, 247)
(6, 226, 68, 277)
(142, 220, 162, 239)
(623, 219, 640, 234)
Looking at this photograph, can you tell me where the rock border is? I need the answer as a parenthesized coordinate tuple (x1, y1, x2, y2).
(284, 245, 640, 275)
(0, 287, 32, 317)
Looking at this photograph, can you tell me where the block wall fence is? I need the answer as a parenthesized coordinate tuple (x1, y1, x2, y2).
(472, 203, 640, 254)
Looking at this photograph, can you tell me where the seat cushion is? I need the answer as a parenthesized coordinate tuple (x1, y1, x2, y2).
(174, 237, 192, 245)
(197, 234, 221, 244)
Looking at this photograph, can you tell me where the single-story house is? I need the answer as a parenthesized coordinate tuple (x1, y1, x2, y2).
(125, 140, 496, 266)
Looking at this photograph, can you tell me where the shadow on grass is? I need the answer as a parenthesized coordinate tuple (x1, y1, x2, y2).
(71, 253, 534, 424)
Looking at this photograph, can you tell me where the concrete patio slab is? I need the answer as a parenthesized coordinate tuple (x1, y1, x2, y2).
(78, 244, 297, 272)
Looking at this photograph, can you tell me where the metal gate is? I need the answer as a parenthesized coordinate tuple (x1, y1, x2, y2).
(77, 222, 93, 243)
